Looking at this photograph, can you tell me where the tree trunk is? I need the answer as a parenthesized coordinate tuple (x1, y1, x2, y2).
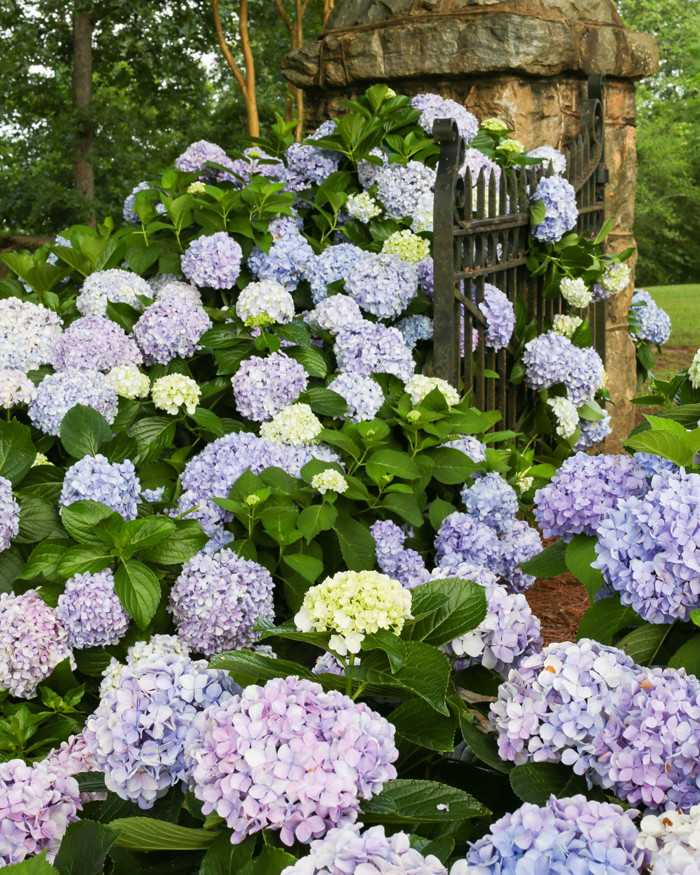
(72, 6, 95, 227)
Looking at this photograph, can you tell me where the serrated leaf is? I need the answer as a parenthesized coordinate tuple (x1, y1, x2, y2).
(3, 850, 58, 872)
(425, 447, 478, 485)
(282, 552, 323, 583)
(300, 387, 348, 416)
(668, 635, 700, 675)
(14, 493, 62, 543)
(564, 534, 605, 601)
(0, 419, 36, 485)
(129, 418, 176, 465)
(53, 820, 120, 875)
(199, 833, 255, 875)
(114, 560, 161, 629)
(333, 515, 375, 571)
(361, 779, 487, 824)
(577, 596, 638, 645)
(60, 405, 112, 458)
(459, 713, 513, 773)
(365, 449, 420, 481)
(57, 544, 114, 577)
(109, 818, 218, 851)
(60, 501, 115, 544)
(403, 578, 488, 647)
(380, 493, 424, 527)
(616, 624, 670, 665)
(429, 498, 457, 531)
(361, 630, 407, 672)
(519, 540, 567, 579)
(286, 345, 327, 377)
(296, 503, 337, 542)
(209, 650, 315, 686)
(390, 699, 456, 751)
(510, 762, 588, 805)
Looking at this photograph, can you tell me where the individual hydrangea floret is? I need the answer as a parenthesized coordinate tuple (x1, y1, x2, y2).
(60, 454, 141, 520)
(0, 475, 20, 553)
(405, 375, 459, 407)
(248, 218, 314, 291)
(630, 289, 672, 346)
(573, 411, 612, 451)
(0, 590, 74, 699)
(396, 314, 433, 349)
(105, 364, 150, 399)
(328, 372, 384, 422)
(0, 368, 37, 408)
(260, 403, 322, 446)
(232, 352, 308, 422)
(51, 315, 143, 372)
(84, 653, 237, 808)
(375, 161, 436, 221)
(133, 298, 212, 364)
(371, 520, 430, 590)
(311, 469, 348, 494)
(526, 145, 567, 175)
(99, 633, 190, 697)
(334, 322, 415, 383)
(28, 369, 118, 435)
(155, 280, 202, 307)
(236, 279, 294, 326)
(56, 569, 130, 649)
(443, 435, 486, 463)
(76, 269, 154, 317)
(547, 396, 579, 440)
(181, 232, 242, 289)
(151, 374, 201, 415)
(552, 313, 582, 338)
(184, 677, 398, 845)
(560, 276, 592, 308)
(345, 192, 381, 223)
(410, 93, 478, 143)
(280, 824, 447, 875)
(175, 139, 232, 178)
(534, 452, 648, 541)
(345, 253, 418, 320)
(296, 570, 413, 655)
(522, 332, 575, 391)
(0, 297, 63, 372)
(308, 294, 363, 335)
(306, 243, 364, 305)
(0, 759, 81, 866)
(461, 472, 519, 531)
(478, 283, 515, 350)
(169, 549, 274, 656)
(531, 175, 578, 243)
(637, 806, 700, 873)
(381, 229, 431, 264)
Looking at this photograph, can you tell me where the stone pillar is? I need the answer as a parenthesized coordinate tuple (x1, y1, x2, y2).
(282, 0, 658, 450)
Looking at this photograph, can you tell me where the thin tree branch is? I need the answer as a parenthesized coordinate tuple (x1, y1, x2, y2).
(275, 0, 294, 38)
(212, 0, 246, 95)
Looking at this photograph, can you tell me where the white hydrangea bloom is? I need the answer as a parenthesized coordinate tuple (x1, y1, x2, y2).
(151, 374, 200, 415)
(411, 191, 434, 233)
(552, 314, 582, 338)
(236, 280, 295, 327)
(345, 192, 381, 223)
(547, 396, 579, 439)
(637, 806, 700, 874)
(600, 262, 631, 295)
(311, 469, 348, 495)
(100, 634, 189, 696)
(260, 403, 322, 446)
(405, 375, 459, 407)
(560, 277, 592, 308)
(690, 349, 700, 389)
(106, 365, 150, 399)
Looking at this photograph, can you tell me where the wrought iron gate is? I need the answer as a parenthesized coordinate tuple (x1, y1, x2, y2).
(432, 75, 608, 432)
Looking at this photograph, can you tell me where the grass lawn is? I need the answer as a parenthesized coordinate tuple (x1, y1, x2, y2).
(642, 284, 700, 382)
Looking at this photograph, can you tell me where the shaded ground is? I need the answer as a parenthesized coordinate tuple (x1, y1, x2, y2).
(525, 573, 589, 646)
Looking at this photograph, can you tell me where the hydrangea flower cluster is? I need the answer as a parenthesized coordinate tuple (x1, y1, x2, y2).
(522, 331, 575, 391)
(281, 824, 447, 875)
(29, 369, 119, 435)
(552, 313, 582, 338)
(0, 475, 20, 552)
(631, 451, 677, 482)
(344, 253, 417, 320)
(530, 175, 578, 243)
(345, 192, 381, 223)
(155, 280, 202, 306)
(564, 346, 605, 406)
(598, 262, 631, 297)
(76, 269, 154, 317)
(374, 161, 436, 221)
(183, 676, 398, 845)
(357, 147, 387, 189)
(169, 548, 274, 656)
(151, 374, 201, 415)
(477, 284, 515, 351)
(44, 733, 106, 803)
(105, 364, 150, 399)
(296, 570, 413, 655)
(573, 411, 612, 450)
(99, 633, 189, 696)
(593, 469, 700, 623)
(308, 294, 363, 335)
(497, 520, 543, 593)
(0, 758, 81, 866)
(381, 229, 431, 264)
(51, 315, 142, 373)
(328, 372, 384, 422)
(60, 454, 141, 519)
(630, 289, 672, 346)
(547, 396, 579, 439)
(0, 368, 37, 407)
(456, 795, 645, 875)
(396, 314, 433, 349)
(371, 520, 430, 590)
(236, 279, 294, 326)
(284, 127, 341, 191)
(0, 590, 74, 698)
(334, 322, 415, 382)
(311, 469, 348, 494)
(637, 806, 700, 873)
(461, 472, 519, 531)
(410, 92, 478, 143)
(232, 352, 308, 421)
(444, 435, 487, 462)
(56, 569, 130, 649)
(181, 232, 242, 289)
(306, 243, 363, 305)
(690, 348, 700, 389)
(248, 219, 314, 291)
(560, 276, 592, 308)
(405, 375, 459, 407)
(526, 145, 567, 175)
(260, 403, 323, 446)
(133, 298, 212, 364)
(534, 452, 648, 540)
(0, 297, 63, 372)
(463, 147, 502, 186)
(174, 139, 232, 178)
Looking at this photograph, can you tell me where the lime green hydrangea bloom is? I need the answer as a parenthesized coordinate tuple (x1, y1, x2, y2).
(151, 374, 200, 415)
(106, 364, 150, 399)
(381, 229, 431, 264)
(311, 469, 348, 495)
(405, 375, 459, 407)
(260, 403, 322, 446)
(552, 314, 583, 338)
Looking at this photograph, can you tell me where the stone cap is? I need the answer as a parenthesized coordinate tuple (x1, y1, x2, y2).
(282, 0, 658, 88)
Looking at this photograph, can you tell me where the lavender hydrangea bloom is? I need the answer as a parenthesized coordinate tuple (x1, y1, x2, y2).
(496, 519, 542, 593)
(478, 284, 515, 350)
(328, 372, 384, 422)
(309, 295, 364, 335)
(564, 346, 605, 406)
(593, 469, 700, 623)
(0, 590, 74, 699)
(0, 297, 63, 372)
(248, 222, 314, 291)
(175, 140, 232, 178)
(458, 795, 645, 875)
(632, 451, 677, 481)
(280, 824, 448, 875)
(284, 139, 341, 191)
(0, 759, 81, 865)
(183, 676, 398, 846)
(44, 733, 106, 803)
(307, 244, 363, 305)
(60, 454, 141, 520)
(169, 549, 274, 656)
(51, 316, 142, 372)
(461, 472, 519, 532)
(133, 298, 212, 364)
(522, 331, 575, 391)
(84, 653, 237, 808)
(462, 148, 502, 185)
(155, 280, 202, 306)
(415, 257, 434, 297)
(531, 175, 578, 243)
(534, 452, 648, 541)
(573, 411, 612, 451)
(357, 147, 388, 190)
(443, 436, 487, 463)
(630, 289, 672, 346)
(371, 520, 430, 589)
(231, 352, 308, 421)
(435, 512, 503, 570)
(345, 253, 418, 320)
(181, 232, 242, 289)
(410, 93, 478, 144)
(0, 476, 19, 553)
(29, 369, 119, 435)
(334, 322, 415, 382)
(56, 570, 130, 648)
(76, 269, 154, 317)
(396, 314, 433, 349)
(375, 161, 436, 221)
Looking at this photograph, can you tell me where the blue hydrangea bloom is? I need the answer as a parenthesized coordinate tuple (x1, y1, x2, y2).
(29, 369, 119, 436)
(371, 520, 429, 589)
(328, 372, 385, 422)
(306, 244, 363, 305)
(496, 519, 542, 593)
(435, 512, 503, 570)
(630, 289, 672, 346)
(461, 472, 519, 532)
(443, 436, 486, 463)
(531, 175, 578, 243)
(345, 253, 418, 320)
(56, 570, 130, 649)
(309, 295, 364, 335)
(396, 314, 433, 349)
(175, 140, 233, 178)
(631, 451, 677, 482)
(478, 284, 515, 351)
(564, 346, 605, 407)
(222, 148, 285, 186)
(573, 412, 612, 451)
(522, 332, 576, 391)
(231, 352, 308, 421)
(283, 135, 340, 191)
(60, 454, 141, 520)
(248, 220, 314, 291)
(181, 233, 242, 289)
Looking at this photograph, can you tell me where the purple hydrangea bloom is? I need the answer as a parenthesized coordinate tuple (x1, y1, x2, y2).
(478, 284, 515, 351)
(29, 369, 119, 435)
(459, 795, 645, 875)
(396, 314, 433, 349)
(181, 232, 242, 289)
(280, 824, 448, 874)
(56, 569, 130, 649)
(0, 759, 81, 865)
(461, 472, 519, 532)
(183, 676, 398, 845)
(334, 322, 415, 382)
(76, 269, 154, 318)
(312, 651, 346, 677)
(0, 476, 19, 553)
(630, 289, 672, 346)
(175, 140, 233, 178)
(84, 653, 237, 808)
(60, 454, 141, 520)
(307, 244, 364, 305)
(371, 520, 429, 589)
(309, 294, 364, 335)
(248, 228, 315, 292)
(534, 452, 648, 541)
(0, 590, 73, 699)
(415, 257, 434, 297)
(573, 411, 612, 451)
(435, 511, 503, 570)
(51, 315, 142, 372)
(593, 469, 700, 623)
(328, 372, 384, 422)
(410, 93, 478, 144)
(357, 147, 388, 190)
(284, 138, 341, 192)
(44, 733, 106, 803)
(345, 253, 418, 320)
(375, 161, 436, 221)
(564, 346, 605, 406)
(231, 352, 308, 421)
(462, 147, 502, 185)
(496, 519, 542, 593)
(169, 549, 274, 656)
(133, 298, 212, 364)
(443, 436, 486, 463)
(531, 175, 579, 243)
(522, 331, 576, 391)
